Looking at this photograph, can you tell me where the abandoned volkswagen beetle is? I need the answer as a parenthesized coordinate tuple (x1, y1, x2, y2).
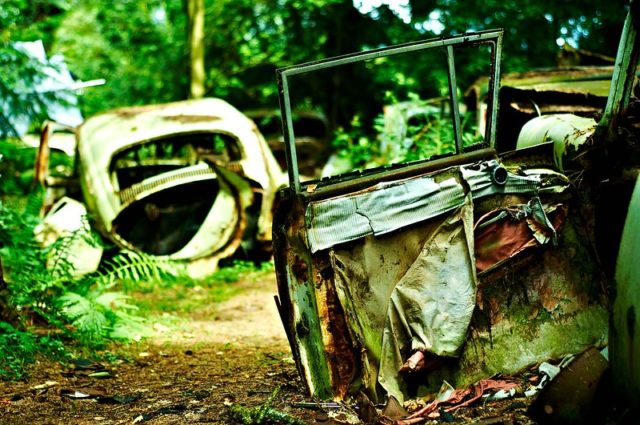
(37, 98, 285, 274)
(272, 5, 640, 419)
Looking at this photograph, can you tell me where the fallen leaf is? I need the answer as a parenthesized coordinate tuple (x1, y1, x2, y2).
(61, 386, 108, 399)
(31, 381, 58, 390)
(98, 394, 142, 404)
(61, 390, 91, 399)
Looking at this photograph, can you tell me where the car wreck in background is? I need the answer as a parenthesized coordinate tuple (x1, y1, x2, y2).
(35, 98, 284, 275)
(273, 4, 640, 423)
(245, 108, 329, 179)
(465, 64, 623, 152)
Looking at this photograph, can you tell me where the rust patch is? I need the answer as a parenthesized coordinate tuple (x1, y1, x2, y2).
(532, 274, 561, 313)
(291, 255, 309, 283)
(312, 254, 357, 400)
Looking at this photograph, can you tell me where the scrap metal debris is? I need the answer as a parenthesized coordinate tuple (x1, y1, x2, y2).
(397, 379, 520, 423)
(528, 347, 608, 424)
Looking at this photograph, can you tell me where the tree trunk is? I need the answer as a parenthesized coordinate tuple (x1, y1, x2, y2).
(187, 0, 205, 99)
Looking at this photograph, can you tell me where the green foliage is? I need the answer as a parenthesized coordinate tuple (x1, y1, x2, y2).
(0, 44, 58, 137)
(403, 113, 484, 163)
(409, 0, 627, 73)
(0, 195, 184, 376)
(3, 0, 628, 131)
(330, 96, 484, 173)
(53, 0, 188, 117)
(0, 139, 36, 197)
(0, 138, 74, 198)
(0, 196, 64, 309)
(130, 260, 273, 316)
(0, 322, 66, 380)
(94, 250, 181, 289)
(331, 116, 380, 170)
(0, 0, 69, 137)
(55, 290, 146, 344)
(206, 260, 274, 284)
(227, 387, 305, 425)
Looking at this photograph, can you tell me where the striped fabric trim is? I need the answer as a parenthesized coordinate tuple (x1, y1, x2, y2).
(306, 174, 465, 253)
(305, 160, 567, 253)
(460, 160, 541, 198)
(118, 162, 216, 206)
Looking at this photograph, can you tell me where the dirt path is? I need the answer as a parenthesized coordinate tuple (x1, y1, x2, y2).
(1, 271, 537, 424)
(0, 272, 319, 425)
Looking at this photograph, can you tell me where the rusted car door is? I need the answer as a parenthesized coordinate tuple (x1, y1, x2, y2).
(273, 29, 611, 406)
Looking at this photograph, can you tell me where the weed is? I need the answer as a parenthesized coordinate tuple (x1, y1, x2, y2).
(206, 260, 274, 284)
(0, 192, 175, 376)
(227, 387, 305, 425)
(0, 322, 67, 380)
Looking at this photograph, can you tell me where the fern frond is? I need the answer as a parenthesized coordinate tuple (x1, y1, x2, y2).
(94, 250, 183, 288)
(108, 311, 149, 341)
(46, 231, 79, 279)
(94, 292, 138, 312)
(56, 292, 109, 339)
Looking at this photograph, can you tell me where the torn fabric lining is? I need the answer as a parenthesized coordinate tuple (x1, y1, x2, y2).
(331, 196, 477, 403)
(474, 201, 568, 273)
(459, 160, 541, 198)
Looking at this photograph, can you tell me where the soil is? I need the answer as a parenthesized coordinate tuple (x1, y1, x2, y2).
(0, 272, 535, 425)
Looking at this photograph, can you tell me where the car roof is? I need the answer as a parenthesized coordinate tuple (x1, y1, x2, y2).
(77, 98, 256, 166)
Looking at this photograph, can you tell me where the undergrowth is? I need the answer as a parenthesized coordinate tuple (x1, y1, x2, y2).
(0, 322, 66, 380)
(206, 260, 274, 284)
(0, 140, 273, 380)
(227, 387, 305, 425)
(330, 94, 484, 173)
(0, 191, 182, 379)
(131, 260, 274, 316)
(0, 198, 273, 379)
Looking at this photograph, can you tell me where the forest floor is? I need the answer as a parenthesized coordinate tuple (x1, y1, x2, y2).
(0, 270, 535, 425)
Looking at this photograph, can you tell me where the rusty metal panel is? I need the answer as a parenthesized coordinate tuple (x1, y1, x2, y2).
(598, 0, 640, 141)
(516, 114, 597, 171)
(611, 174, 640, 407)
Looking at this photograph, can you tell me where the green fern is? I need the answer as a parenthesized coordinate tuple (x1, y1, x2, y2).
(0, 197, 66, 308)
(57, 292, 109, 341)
(45, 214, 104, 278)
(56, 289, 147, 344)
(94, 250, 183, 289)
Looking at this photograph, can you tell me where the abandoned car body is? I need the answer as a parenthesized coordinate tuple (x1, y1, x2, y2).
(465, 65, 618, 153)
(245, 109, 329, 179)
(273, 10, 640, 418)
(36, 98, 284, 272)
